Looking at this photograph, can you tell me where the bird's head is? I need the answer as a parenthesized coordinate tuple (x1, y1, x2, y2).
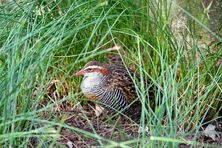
(75, 61, 110, 77)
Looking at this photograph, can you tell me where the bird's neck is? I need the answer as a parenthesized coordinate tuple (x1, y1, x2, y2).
(81, 73, 107, 95)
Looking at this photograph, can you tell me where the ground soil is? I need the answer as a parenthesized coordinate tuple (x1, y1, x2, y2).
(57, 103, 142, 147)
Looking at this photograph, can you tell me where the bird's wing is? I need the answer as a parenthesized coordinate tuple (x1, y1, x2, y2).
(106, 65, 137, 102)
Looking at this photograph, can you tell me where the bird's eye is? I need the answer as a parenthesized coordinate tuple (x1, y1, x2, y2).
(87, 68, 92, 71)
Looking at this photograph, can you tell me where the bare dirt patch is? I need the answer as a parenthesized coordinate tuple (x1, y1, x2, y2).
(58, 103, 142, 147)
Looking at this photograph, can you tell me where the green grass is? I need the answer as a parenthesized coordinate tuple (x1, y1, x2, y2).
(0, 0, 221, 147)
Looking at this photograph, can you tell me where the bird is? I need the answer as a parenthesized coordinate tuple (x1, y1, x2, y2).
(75, 57, 138, 113)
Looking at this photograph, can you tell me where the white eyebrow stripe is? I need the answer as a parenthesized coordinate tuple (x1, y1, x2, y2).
(84, 65, 102, 70)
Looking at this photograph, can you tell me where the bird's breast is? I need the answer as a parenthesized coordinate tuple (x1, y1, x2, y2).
(80, 76, 104, 99)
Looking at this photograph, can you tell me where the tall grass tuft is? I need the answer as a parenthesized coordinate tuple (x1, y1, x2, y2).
(0, 0, 221, 147)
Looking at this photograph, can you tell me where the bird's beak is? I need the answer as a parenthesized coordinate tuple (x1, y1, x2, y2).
(75, 69, 85, 76)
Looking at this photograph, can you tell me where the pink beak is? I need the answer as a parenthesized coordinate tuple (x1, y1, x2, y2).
(75, 69, 86, 76)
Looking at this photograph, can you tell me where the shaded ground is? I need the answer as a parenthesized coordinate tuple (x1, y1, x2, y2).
(58, 103, 142, 147)
(57, 104, 222, 147)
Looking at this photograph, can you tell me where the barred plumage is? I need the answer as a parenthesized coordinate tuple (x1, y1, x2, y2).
(99, 88, 128, 111)
(76, 60, 137, 112)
